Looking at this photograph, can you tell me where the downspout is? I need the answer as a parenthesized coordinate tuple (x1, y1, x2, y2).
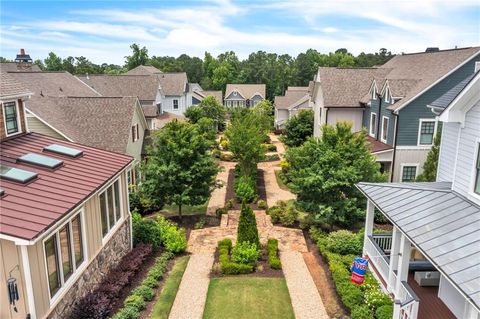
(390, 113, 399, 182)
(376, 93, 382, 140)
(325, 107, 329, 125)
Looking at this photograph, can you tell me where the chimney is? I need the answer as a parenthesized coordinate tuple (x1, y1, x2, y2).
(425, 47, 440, 53)
(20, 48, 25, 55)
(15, 48, 33, 69)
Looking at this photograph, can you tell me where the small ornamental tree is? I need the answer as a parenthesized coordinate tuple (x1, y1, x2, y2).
(285, 122, 384, 228)
(185, 96, 226, 130)
(141, 120, 220, 218)
(281, 109, 314, 147)
(416, 129, 441, 182)
(237, 203, 260, 248)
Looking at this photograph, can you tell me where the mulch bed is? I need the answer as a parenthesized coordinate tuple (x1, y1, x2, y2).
(224, 168, 267, 210)
(210, 247, 284, 278)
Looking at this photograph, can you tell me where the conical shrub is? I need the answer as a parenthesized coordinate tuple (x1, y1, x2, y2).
(237, 202, 260, 248)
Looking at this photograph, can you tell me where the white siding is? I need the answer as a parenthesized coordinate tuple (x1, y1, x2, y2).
(437, 122, 460, 182)
(452, 100, 480, 201)
(275, 109, 289, 128)
(326, 108, 364, 132)
(161, 95, 186, 116)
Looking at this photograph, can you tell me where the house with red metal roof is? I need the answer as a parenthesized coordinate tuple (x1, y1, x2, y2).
(0, 72, 134, 319)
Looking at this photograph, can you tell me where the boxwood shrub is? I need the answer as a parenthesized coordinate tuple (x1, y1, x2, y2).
(267, 238, 282, 269)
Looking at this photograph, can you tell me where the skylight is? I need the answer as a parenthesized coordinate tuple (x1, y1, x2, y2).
(0, 165, 38, 183)
(19, 153, 63, 169)
(44, 144, 83, 158)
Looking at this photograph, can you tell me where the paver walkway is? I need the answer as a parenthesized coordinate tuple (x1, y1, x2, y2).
(168, 252, 214, 319)
(259, 161, 296, 207)
(281, 251, 329, 319)
(206, 161, 235, 216)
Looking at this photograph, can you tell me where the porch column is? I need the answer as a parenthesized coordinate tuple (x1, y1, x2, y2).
(392, 232, 411, 319)
(363, 199, 375, 255)
(387, 226, 401, 293)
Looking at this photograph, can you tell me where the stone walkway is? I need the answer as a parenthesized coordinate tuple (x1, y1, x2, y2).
(281, 251, 329, 319)
(206, 161, 235, 216)
(259, 161, 296, 207)
(168, 252, 214, 319)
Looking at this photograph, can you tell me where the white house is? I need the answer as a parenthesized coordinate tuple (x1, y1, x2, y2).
(356, 71, 480, 319)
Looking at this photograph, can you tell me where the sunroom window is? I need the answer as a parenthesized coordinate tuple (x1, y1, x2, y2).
(100, 179, 122, 238)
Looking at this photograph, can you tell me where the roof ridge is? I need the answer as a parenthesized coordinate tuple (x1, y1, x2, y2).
(400, 46, 479, 56)
(357, 181, 453, 193)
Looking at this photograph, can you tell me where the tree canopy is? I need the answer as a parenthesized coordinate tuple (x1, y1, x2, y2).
(416, 129, 442, 182)
(285, 122, 385, 228)
(281, 109, 314, 147)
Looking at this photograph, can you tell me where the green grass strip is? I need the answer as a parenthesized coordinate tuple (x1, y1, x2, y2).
(150, 255, 190, 319)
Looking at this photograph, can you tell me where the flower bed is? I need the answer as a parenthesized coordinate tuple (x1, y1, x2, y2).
(310, 228, 393, 319)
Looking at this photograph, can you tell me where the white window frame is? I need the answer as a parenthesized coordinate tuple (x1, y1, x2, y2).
(2, 100, 23, 137)
(400, 163, 419, 182)
(371, 84, 377, 100)
(42, 209, 87, 304)
(468, 139, 480, 202)
(369, 112, 377, 137)
(173, 99, 179, 110)
(100, 177, 124, 244)
(381, 116, 389, 143)
(417, 118, 437, 146)
(384, 87, 390, 103)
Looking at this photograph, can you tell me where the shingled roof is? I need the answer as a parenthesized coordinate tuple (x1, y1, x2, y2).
(126, 65, 163, 75)
(225, 84, 266, 99)
(26, 96, 141, 154)
(157, 73, 188, 96)
(275, 87, 310, 110)
(0, 132, 132, 241)
(1, 62, 41, 73)
(77, 74, 158, 100)
(429, 71, 478, 112)
(0, 72, 33, 99)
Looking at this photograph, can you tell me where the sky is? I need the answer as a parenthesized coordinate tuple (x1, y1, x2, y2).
(1, 0, 479, 65)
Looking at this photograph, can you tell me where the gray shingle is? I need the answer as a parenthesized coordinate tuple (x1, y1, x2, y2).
(429, 72, 477, 110)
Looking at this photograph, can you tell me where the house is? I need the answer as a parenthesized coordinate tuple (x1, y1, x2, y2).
(274, 84, 313, 129)
(224, 84, 266, 107)
(191, 89, 223, 105)
(0, 48, 42, 72)
(313, 47, 480, 181)
(356, 70, 480, 319)
(0, 72, 134, 319)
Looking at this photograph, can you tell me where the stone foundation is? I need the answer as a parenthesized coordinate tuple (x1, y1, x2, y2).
(47, 218, 131, 319)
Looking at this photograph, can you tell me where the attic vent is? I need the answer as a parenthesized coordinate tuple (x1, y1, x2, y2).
(44, 144, 83, 158)
(19, 153, 63, 169)
(0, 165, 38, 184)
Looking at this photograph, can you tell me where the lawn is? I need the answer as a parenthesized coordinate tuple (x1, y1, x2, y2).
(150, 255, 190, 319)
(203, 277, 295, 319)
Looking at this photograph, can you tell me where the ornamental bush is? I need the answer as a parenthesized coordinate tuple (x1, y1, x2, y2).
(326, 230, 362, 255)
(267, 238, 282, 269)
(376, 305, 394, 319)
(124, 295, 146, 311)
(267, 201, 297, 226)
(231, 242, 259, 265)
(235, 177, 256, 203)
(132, 285, 155, 302)
(157, 216, 187, 253)
(237, 203, 260, 248)
(351, 305, 374, 319)
(111, 307, 140, 319)
(221, 262, 254, 274)
(132, 211, 162, 247)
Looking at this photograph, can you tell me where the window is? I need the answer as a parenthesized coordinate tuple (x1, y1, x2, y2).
(369, 113, 377, 137)
(173, 99, 179, 110)
(371, 85, 377, 100)
(381, 116, 389, 143)
(418, 120, 435, 145)
(99, 179, 122, 238)
(44, 212, 85, 299)
(475, 144, 480, 195)
(3, 101, 20, 135)
(131, 124, 139, 142)
(384, 87, 390, 103)
(402, 166, 417, 182)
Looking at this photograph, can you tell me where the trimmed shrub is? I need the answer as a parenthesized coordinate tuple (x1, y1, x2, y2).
(71, 292, 112, 319)
(132, 285, 155, 302)
(336, 281, 363, 310)
(351, 305, 374, 319)
(237, 203, 260, 248)
(326, 230, 362, 255)
(267, 238, 282, 269)
(157, 216, 187, 253)
(132, 212, 162, 247)
(231, 242, 259, 264)
(235, 176, 256, 203)
(124, 295, 146, 311)
(257, 199, 268, 209)
(111, 307, 140, 319)
(141, 276, 159, 289)
(267, 201, 297, 226)
(376, 305, 394, 319)
(262, 143, 277, 152)
(222, 262, 254, 275)
(225, 198, 235, 210)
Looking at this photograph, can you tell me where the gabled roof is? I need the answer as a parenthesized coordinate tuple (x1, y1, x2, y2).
(142, 105, 158, 118)
(382, 79, 421, 98)
(157, 73, 188, 96)
(356, 182, 480, 310)
(77, 74, 158, 100)
(0, 132, 132, 241)
(125, 65, 163, 75)
(275, 88, 310, 110)
(27, 96, 142, 154)
(225, 84, 266, 100)
(429, 71, 478, 111)
(0, 72, 33, 99)
(192, 90, 223, 102)
(0, 62, 41, 73)
(318, 67, 391, 107)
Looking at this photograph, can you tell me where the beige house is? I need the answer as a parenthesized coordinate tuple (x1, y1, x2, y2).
(274, 85, 313, 129)
(224, 84, 266, 107)
(0, 73, 134, 319)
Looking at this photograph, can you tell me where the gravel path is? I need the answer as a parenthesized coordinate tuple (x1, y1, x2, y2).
(259, 161, 296, 207)
(206, 161, 235, 216)
(168, 253, 214, 319)
(281, 251, 329, 319)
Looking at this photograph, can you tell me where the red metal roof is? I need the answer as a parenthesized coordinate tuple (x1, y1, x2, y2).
(366, 135, 393, 153)
(0, 133, 132, 241)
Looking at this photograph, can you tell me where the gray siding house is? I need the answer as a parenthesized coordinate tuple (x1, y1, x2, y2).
(356, 70, 480, 319)
(224, 84, 266, 107)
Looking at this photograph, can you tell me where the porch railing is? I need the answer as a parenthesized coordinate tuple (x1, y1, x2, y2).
(397, 281, 419, 319)
(365, 235, 390, 280)
(372, 233, 393, 253)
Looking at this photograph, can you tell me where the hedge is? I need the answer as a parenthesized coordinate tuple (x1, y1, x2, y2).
(217, 239, 254, 275)
(267, 238, 282, 269)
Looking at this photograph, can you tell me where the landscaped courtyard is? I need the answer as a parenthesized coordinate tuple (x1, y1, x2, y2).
(203, 277, 295, 319)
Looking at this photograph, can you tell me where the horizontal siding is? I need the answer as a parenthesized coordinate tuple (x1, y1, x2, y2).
(453, 100, 480, 195)
(363, 98, 396, 144)
(437, 122, 460, 182)
(26, 115, 66, 140)
(327, 108, 364, 132)
(392, 148, 430, 182)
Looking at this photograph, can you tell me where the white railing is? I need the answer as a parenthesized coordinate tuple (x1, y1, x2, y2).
(398, 281, 419, 319)
(364, 235, 390, 281)
(373, 233, 393, 252)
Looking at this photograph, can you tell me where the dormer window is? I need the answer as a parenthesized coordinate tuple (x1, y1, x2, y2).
(371, 85, 377, 100)
(3, 101, 21, 136)
(384, 87, 391, 103)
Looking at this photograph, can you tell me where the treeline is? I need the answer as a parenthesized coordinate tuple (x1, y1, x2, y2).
(1, 44, 393, 100)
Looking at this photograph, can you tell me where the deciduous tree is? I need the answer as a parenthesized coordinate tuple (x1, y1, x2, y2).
(281, 109, 314, 147)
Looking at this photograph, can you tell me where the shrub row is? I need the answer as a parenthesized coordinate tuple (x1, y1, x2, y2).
(71, 243, 153, 319)
(261, 143, 277, 152)
(309, 228, 393, 319)
(234, 164, 258, 203)
(218, 239, 254, 275)
(111, 251, 175, 319)
(132, 212, 187, 253)
(267, 238, 281, 269)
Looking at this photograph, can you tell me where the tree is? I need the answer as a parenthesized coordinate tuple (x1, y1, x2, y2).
(141, 120, 219, 218)
(416, 129, 442, 182)
(252, 99, 274, 131)
(285, 122, 384, 228)
(44, 52, 63, 71)
(281, 109, 314, 147)
(184, 96, 226, 130)
(125, 43, 149, 70)
(237, 203, 260, 248)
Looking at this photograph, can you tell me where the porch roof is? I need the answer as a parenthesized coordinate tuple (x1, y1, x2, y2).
(356, 182, 480, 310)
